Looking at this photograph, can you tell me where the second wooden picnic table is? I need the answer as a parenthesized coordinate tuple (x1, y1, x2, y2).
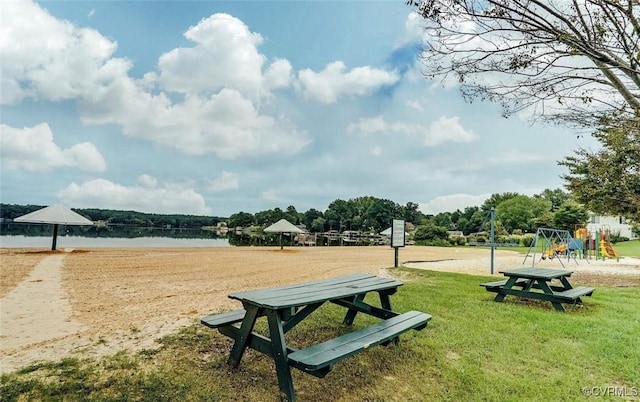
(481, 267, 595, 311)
(202, 273, 431, 401)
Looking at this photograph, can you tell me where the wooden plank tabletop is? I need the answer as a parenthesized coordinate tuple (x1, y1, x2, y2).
(228, 273, 403, 309)
(499, 267, 573, 280)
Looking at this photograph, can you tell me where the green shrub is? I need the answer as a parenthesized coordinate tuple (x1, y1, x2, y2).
(521, 236, 535, 247)
(610, 234, 629, 243)
(507, 236, 520, 245)
(413, 223, 449, 242)
(415, 239, 452, 247)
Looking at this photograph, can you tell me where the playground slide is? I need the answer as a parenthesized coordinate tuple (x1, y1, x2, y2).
(600, 239, 617, 258)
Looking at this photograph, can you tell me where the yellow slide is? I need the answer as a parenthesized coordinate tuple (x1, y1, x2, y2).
(599, 239, 617, 258)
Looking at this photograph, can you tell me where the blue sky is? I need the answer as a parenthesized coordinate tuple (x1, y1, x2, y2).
(0, 0, 598, 217)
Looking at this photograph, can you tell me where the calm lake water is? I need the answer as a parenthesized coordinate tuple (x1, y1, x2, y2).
(0, 235, 230, 248)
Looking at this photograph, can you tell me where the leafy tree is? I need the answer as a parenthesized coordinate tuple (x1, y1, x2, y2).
(433, 212, 453, 229)
(536, 189, 573, 212)
(560, 122, 640, 222)
(407, 0, 640, 127)
(323, 196, 403, 233)
(531, 211, 555, 231)
(310, 217, 326, 232)
(496, 195, 551, 233)
(285, 205, 302, 225)
(455, 217, 470, 234)
(401, 202, 424, 224)
(456, 206, 484, 234)
(553, 202, 589, 231)
(481, 193, 519, 213)
(253, 210, 272, 226)
(413, 221, 449, 242)
(365, 198, 400, 232)
(227, 212, 254, 228)
(408, 0, 639, 220)
(324, 199, 351, 231)
(302, 208, 324, 230)
(350, 215, 364, 231)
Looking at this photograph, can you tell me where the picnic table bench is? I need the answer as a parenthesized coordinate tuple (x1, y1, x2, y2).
(480, 267, 594, 312)
(201, 273, 431, 401)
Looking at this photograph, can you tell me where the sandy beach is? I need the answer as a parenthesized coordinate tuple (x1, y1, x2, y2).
(1, 246, 638, 374)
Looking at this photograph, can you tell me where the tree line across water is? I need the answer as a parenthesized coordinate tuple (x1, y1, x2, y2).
(0, 205, 226, 239)
(5, 188, 633, 245)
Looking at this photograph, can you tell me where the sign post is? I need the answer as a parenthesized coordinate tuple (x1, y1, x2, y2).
(391, 219, 405, 267)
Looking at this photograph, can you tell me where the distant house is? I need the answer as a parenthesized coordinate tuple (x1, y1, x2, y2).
(586, 214, 637, 240)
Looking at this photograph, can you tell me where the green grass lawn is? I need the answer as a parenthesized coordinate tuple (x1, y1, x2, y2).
(612, 240, 640, 258)
(2, 269, 639, 401)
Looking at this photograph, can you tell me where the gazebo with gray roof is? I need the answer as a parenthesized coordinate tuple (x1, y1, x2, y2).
(14, 204, 93, 250)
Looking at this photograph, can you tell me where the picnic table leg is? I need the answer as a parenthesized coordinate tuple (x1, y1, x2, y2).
(494, 277, 518, 302)
(378, 292, 400, 345)
(228, 305, 260, 367)
(536, 280, 566, 312)
(343, 293, 365, 325)
(379, 292, 393, 311)
(265, 308, 296, 402)
(559, 276, 573, 290)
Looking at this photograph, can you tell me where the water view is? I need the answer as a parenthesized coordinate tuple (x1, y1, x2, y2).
(0, 235, 230, 248)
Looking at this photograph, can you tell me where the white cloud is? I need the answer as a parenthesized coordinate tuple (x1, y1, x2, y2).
(58, 178, 211, 215)
(347, 115, 477, 147)
(137, 174, 158, 188)
(0, 0, 130, 105)
(2, 4, 309, 160)
(297, 61, 399, 104)
(79, 81, 311, 159)
(347, 115, 423, 137)
(489, 150, 551, 163)
(264, 58, 293, 92)
(208, 171, 239, 192)
(424, 116, 477, 147)
(406, 99, 424, 111)
(260, 189, 280, 202)
(347, 115, 387, 136)
(0, 123, 106, 172)
(156, 13, 291, 98)
(420, 193, 491, 215)
(399, 12, 424, 46)
(371, 146, 382, 156)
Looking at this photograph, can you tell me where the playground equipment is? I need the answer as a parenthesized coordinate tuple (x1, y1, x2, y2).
(523, 228, 582, 268)
(523, 226, 621, 267)
(597, 228, 619, 260)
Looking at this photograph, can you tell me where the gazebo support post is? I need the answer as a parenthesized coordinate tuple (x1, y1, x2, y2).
(51, 224, 59, 251)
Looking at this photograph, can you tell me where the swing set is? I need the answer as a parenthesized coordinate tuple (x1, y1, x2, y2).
(523, 227, 583, 268)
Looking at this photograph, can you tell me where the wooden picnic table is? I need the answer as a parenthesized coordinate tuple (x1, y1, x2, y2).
(480, 267, 595, 312)
(201, 273, 431, 401)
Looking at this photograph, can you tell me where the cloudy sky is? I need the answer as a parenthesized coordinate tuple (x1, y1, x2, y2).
(0, 0, 598, 217)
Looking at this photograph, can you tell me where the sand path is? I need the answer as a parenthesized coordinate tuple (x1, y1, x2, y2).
(1, 254, 85, 350)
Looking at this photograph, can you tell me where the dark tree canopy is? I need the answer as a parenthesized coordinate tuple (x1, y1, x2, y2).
(407, 0, 640, 127)
(559, 121, 640, 222)
(553, 201, 589, 231)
